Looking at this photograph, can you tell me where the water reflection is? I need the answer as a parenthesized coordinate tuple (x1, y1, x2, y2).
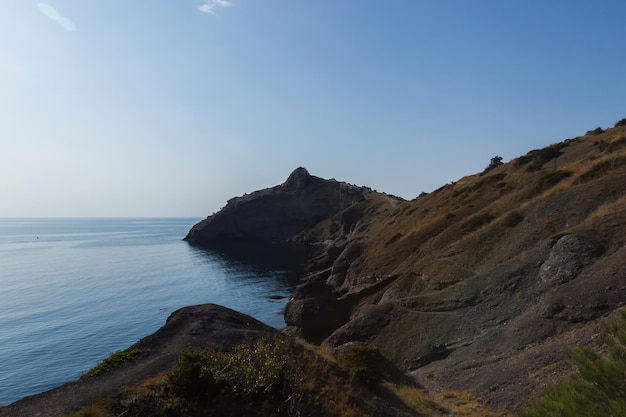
(186, 241, 317, 291)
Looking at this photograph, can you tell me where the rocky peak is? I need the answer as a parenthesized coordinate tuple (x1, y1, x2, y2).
(283, 167, 312, 189)
(184, 168, 386, 244)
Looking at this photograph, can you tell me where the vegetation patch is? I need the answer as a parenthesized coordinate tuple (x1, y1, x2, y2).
(586, 127, 604, 135)
(577, 156, 626, 183)
(482, 155, 503, 173)
(62, 406, 108, 417)
(515, 144, 564, 171)
(596, 136, 626, 153)
(501, 211, 524, 227)
(384, 232, 403, 247)
(615, 118, 626, 128)
(82, 348, 149, 378)
(535, 170, 572, 193)
(336, 344, 386, 387)
(111, 338, 382, 417)
(461, 213, 495, 232)
(520, 309, 626, 417)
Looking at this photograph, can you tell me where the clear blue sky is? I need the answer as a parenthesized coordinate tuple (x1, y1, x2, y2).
(2, 1, 625, 217)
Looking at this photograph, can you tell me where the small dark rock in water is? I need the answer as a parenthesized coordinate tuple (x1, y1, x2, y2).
(268, 295, 286, 300)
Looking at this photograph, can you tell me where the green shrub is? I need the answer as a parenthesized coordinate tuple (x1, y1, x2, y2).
(82, 348, 149, 378)
(615, 118, 626, 128)
(520, 309, 626, 417)
(337, 344, 386, 387)
(167, 338, 288, 398)
(483, 156, 503, 173)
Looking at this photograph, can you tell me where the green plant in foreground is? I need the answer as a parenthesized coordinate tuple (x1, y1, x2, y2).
(337, 344, 386, 387)
(520, 309, 626, 417)
(82, 348, 149, 378)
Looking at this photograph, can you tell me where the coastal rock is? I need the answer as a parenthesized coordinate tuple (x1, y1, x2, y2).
(184, 167, 378, 244)
(0, 304, 277, 417)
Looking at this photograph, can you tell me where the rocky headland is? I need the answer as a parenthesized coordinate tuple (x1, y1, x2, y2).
(184, 166, 400, 245)
(3, 120, 626, 417)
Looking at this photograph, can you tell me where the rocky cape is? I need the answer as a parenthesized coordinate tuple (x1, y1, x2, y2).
(184, 166, 403, 244)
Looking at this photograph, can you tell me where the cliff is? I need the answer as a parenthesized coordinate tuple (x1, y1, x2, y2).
(184, 167, 401, 244)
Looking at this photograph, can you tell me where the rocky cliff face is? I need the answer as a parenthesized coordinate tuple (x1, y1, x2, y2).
(184, 167, 400, 244)
(283, 124, 626, 411)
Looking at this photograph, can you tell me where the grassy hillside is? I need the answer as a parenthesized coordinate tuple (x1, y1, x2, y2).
(289, 119, 626, 411)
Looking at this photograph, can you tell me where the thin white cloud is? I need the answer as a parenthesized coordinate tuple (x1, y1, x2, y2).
(38, 2, 76, 31)
(198, 3, 214, 13)
(212, 0, 233, 7)
(198, 0, 233, 14)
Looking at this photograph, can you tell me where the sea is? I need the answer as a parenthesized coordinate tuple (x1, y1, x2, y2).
(0, 218, 311, 406)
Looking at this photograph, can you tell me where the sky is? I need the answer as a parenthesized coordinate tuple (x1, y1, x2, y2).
(1, 1, 625, 217)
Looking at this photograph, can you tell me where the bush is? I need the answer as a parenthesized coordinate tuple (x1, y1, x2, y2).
(337, 344, 386, 387)
(520, 309, 626, 417)
(614, 118, 626, 128)
(483, 156, 503, 173)
(586, 127, 604, 136)
(515, 145, 563, 171)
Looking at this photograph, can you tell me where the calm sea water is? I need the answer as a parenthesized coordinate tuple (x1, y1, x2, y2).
(0, 218, 310, 406)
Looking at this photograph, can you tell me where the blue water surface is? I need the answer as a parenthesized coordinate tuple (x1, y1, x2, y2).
(0, 218, 307, 406)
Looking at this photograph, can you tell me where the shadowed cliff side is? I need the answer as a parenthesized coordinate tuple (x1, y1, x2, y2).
(184, 167, 402, 244)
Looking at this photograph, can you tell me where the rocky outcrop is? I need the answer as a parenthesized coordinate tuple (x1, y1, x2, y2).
(0, 305, 278, 417)
(184, 167, 383, 244)
(538, 234, 604, 285)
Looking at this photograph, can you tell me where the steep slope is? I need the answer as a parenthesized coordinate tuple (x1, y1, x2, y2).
(285, 122, 626, 410)
(185, 167, 402, 244)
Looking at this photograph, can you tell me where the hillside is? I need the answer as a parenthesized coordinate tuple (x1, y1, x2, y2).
(284, 121, 626, 410)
